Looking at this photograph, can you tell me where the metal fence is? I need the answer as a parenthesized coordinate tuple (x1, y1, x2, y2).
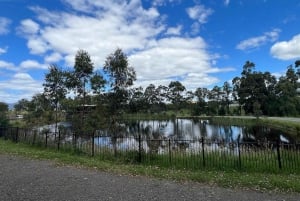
(1, 127, 300, 173)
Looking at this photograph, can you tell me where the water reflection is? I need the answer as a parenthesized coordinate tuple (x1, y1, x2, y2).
(96, 119, 292, 142)
(93, 118, 293, 154)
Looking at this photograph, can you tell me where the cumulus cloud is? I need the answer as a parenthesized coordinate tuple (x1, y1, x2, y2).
(270, 34, 300, 60)
(20, 60, 48, 70)
(130, 36, 234, 90)
(236, 29, 280, 51)
(0, 17, 11, 34)
(165, 25, 182, 36)
(0, 73, 43, 103)
(186, 5, 213, 24)
(0, 60, 16, 70)
(18, 19, 40, 35)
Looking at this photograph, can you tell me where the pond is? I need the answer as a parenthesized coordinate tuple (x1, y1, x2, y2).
(96, 118, 294, 143)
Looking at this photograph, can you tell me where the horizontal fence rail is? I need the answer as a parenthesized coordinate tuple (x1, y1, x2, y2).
(1, 127, 300, 173)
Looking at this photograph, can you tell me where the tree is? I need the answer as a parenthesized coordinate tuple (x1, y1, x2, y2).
(14, 99, 29, 112)
(167, 81, 186, 113)
(0, 102, 9, 127)
(275, 64, 300, 116)
(194, 87, 208, 115)
(43, 64, 67, 134)
(65, 50, 106, 137)
(25, 93, 52, 127)
(222, 81, 232, 114)
(103, 48, 136, 115)
(66, 50, 94, 100)
(232, 61, 276, 115)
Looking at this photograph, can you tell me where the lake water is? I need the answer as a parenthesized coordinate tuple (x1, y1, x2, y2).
(96, 118, 293, 143)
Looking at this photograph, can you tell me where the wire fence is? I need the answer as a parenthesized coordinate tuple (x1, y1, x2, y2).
(1, 127, 300, 173)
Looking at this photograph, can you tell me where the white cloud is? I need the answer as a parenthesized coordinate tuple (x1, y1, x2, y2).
(44, 52, 63, 63)
(0, 73, 43, 103)
(0, 47, 7, 55)
(20, 60, 48, 70)
(270, 34, 300, 60)
(186, 5, 214, 24)
(19, 19, 40, 35)
(0, 17, 11, 35)
(165, 25, 182, 36)
(0, 60, 16, 70)
(130, 37, 233, 90)
(236, 29, 280, 51)
(152, 0, 181, 6)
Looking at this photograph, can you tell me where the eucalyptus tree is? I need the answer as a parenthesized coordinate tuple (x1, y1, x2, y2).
(43, 64, 67, 134)
(103, 48, 136, 116)
(194, 87, 208, 115)
(66, 50, 94, 102)
(233, 61, 278, 115)
(103, 48, 136, 154)
(167, 81, 186, 113)
(64, 50, 106, 138)
(0, 102, 9, 127)
(222, 81, 232, 114)
(275, 63, 300, 116)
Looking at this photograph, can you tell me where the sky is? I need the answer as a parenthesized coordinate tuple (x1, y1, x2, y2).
(0, 0, 300, 104)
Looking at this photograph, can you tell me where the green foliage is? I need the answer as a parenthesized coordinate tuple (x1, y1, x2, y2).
(0, 102, 9, 127)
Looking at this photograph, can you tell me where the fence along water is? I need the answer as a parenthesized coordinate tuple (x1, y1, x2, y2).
(1, 127, 300, 173)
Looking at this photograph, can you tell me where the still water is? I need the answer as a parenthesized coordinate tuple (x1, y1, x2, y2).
(96, 118, 293, 143)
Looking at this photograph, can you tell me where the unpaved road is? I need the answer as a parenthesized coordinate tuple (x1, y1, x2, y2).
(0, 154, 299, 201)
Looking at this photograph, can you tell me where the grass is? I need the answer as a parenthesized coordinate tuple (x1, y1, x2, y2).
(1, 138, 300, 193)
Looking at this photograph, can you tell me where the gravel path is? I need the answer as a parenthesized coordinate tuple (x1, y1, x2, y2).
(0, 154, 299, 201)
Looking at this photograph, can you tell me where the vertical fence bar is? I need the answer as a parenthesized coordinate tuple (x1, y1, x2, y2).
(92, 131, 95, 157)
(276, 140, 282, 170)
(237, 135, 241, 170)
(45, 131, 48, 148)
(201, 137, 205, 167)
(57, 130, 61, 151)
(138, 134, 142, 163)
(15, 127, 19, 143)
(168, 139, 171, 164)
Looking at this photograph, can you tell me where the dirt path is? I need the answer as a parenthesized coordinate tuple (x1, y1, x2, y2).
(0, 154, 299, 201)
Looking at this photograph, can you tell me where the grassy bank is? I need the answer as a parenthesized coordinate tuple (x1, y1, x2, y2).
(1, 138, 300, 193)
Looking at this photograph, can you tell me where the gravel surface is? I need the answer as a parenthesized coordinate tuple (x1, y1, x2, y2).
(0, 154, 299, 201)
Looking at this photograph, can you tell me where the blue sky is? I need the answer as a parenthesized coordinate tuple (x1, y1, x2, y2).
(0, 0, 300, 104)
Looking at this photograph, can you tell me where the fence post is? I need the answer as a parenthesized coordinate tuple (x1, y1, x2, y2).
(168, 139, 171, 164)
(57, 130, 61, 151)
(15, 127, 19, 143)
(138, 134, 142, 163)
(92, 131, 95, 157)
(276, 140, 282, 170)
(201, 137, 205, 167)
(45, 131, 48, 148)
(237, 134, 242, 170)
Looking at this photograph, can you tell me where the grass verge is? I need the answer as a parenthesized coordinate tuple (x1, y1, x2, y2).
(1, 138, 300, 193)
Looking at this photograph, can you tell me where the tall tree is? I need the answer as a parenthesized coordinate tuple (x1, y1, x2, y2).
(232, 61, 276, 115)
(167, 81, 186, 113)
(0, 102, 9, 127)
(222, 81, 232, 114)
(43, 64, 67, 134)
(103, 48, 136, 115)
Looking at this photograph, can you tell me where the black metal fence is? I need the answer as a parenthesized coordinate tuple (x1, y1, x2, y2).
(1, 127, 300, 173)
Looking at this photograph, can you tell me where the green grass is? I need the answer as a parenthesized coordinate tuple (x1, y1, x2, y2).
(1, 138, 300, 193)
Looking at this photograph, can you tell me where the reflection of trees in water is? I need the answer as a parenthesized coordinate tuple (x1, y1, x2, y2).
(101, 119, 292, 153)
